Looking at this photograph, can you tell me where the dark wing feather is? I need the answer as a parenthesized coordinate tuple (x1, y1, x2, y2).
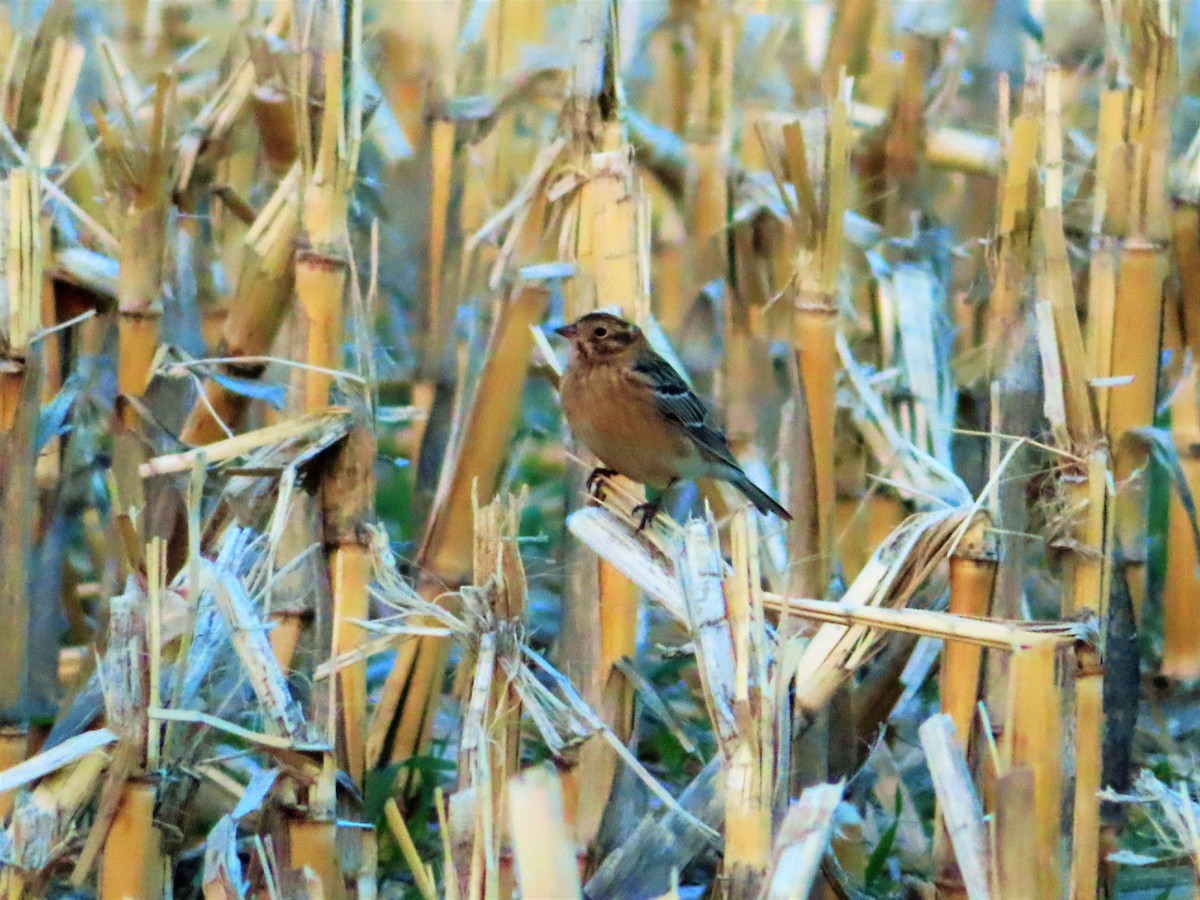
(631, 351, 740, 468)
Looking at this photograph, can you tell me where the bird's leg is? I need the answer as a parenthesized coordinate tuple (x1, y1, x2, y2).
(632, 480, 677, 533)
(587, 467, 619, 496)
(631, 498, 662, 532)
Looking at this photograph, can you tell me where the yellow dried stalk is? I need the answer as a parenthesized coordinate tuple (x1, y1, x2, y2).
(93, 59, 176, 408)
(649, 189, 688, 340)
(780, 80, 849, 598)
(1122, 0, 1176, 244)
(553, 12, 650, 844)
(454, 490, 529, 899)
(985, 109, 1037, 367)
(941, 515, 996, 749)
(1107, 240, 1166, 614)
(293, 0, 359, 415)
(420, 117, 455, 380)
(330, 542, 370, 783)
(320, 415, 376, 786)
(993, 765, 1037, 897)
(1027, 81, 1115, 778)
(508, 767, 582, 900)
(567, 499, 1081, 651)
(30, 177, 59, 487)
(1164, 366, 1200, 678)
(420, 284, 550, 577)
(1175, 203, 1200, 362)
(1038, 206, 1094, 445)
(385, 798, 439, 900)
(1172, 119, 1200, 358)
(281, 4, 370, 815)
(568, 144, 643, 315)
(0, 165, 43, 733)
(999, 68, 1114, 896)
(211, 137, 258, 310)
(289, 817, 348, 900)
(823, 0, 875, 85)
(1069, 646, 1104, 900)
(480, 0, 550, 201)
(0, 726, 26, 820)
(369, 284, 549, 775)
(789, 508, 969, 719)
(71, 737, 136, 885)
(833, 455, 870, 582)
(694, 15, 755, 456)
(1062, 449, 1112, 626)
(98, 778, 165, 900)
(180, 163, 302, 444)
(0, 166, 42, 430)
(1094, 5, 1174, 616)
(29, 37, 83, 168)
(176, 9, 291, 193)
(1003, 643, 1063, 900)
(151, 406, 350, 476)
(367, 591, 447, 773)
(252, 80, 301, 176)
(721, 511, 773, 897)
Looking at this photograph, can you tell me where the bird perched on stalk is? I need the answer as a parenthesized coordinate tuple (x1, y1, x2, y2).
(554, 311, 792, 530)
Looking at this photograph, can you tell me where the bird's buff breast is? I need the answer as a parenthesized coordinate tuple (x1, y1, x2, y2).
(560, 362, 693, 489)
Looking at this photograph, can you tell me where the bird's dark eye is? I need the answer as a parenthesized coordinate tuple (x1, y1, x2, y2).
(594, 327, 608, 338)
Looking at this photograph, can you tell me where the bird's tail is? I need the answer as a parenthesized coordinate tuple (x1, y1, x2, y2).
(731, 472, 793, 521)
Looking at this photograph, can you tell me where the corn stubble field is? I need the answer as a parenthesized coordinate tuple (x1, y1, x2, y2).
(6, 0, 1200, 897)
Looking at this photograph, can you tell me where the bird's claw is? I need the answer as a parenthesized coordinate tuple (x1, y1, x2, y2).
(587, 467, 618, 496)
(632, 500, 662, 533)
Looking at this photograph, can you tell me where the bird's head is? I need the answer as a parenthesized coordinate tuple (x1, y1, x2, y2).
(554, 312, 643, 361)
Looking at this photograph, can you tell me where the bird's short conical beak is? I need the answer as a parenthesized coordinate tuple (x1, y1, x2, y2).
(553, 323, 578, 339)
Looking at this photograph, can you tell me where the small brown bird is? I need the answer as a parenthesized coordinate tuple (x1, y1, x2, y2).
(554, 312, 792, 530)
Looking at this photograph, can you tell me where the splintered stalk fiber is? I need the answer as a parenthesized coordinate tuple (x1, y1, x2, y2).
(369, 284, 549, 774)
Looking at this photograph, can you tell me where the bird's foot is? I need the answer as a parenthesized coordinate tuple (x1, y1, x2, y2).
(632, 499, 663, 533)
(587, 467, 619, 496)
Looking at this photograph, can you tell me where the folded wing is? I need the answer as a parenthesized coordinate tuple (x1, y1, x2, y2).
(631, 351, 740, 469)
